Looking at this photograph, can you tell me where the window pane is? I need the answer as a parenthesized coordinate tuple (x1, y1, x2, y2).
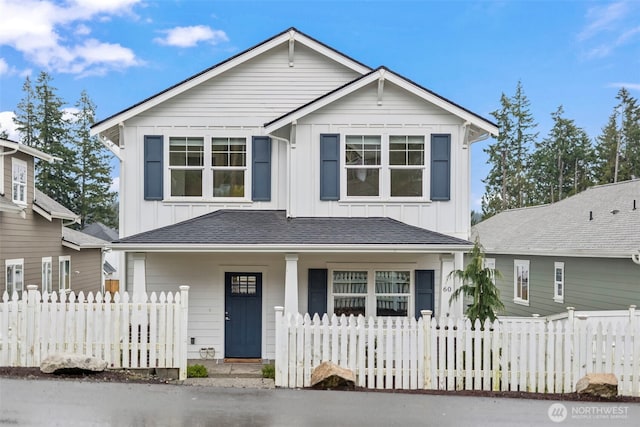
(213, 170, 245, 197)
(170, 137, 203, 166)
(333, 271, 367, 293)
(555, 268, 563, 282)
(346, 168, 379, 196)
(212, 137, 246, 167)
(376, 296, 408, 316)
(391, 169, 422, 197)
(171, 169, 202, 196)
(345, 135, 380, 166)
(334, 297, 366, 317)
(389, 136, 424, 166)
(231, 275, 257, 295)
(375, 271, 410, 293)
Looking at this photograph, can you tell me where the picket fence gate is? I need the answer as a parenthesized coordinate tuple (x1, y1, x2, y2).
(0, 285, 189, 380)
(274, 306, 640, 396)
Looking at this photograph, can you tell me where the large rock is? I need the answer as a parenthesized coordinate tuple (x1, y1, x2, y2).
(40, 353, 108, 374)
(310, 361, 355, 390)
(576, 373, 618, 399)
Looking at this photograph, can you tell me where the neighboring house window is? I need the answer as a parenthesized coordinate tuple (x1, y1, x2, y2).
(345, 135, 381, 197)
(331, 269, 411, 316)
(6, 259, 24, 297)
(59, 256, 71, 292)
(389, 135, 424, 197)
(484, 258, 496, 284)
(554, 262, 564, 303)
(169, 137, 204, 197)
(212, 137, 247, 197)
(514, 259, 530, 305)
(12, 158, 27, 204)
(42, 257, 52, 294)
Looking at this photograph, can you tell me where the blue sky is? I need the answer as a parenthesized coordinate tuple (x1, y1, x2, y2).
(1, 0, 638, 211)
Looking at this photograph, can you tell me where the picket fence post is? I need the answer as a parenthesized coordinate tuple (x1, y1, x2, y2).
(178, 286, 189, 381)
(421, 310, 432, 389)
(274, 306, 284, 387)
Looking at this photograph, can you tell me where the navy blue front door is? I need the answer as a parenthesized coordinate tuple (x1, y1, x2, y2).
(225, 273, 262, 358)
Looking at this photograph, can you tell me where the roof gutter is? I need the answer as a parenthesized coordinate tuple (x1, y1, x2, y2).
(106, 243, 474, 253)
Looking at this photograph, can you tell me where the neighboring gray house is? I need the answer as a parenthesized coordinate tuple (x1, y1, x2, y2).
(472, 179, 640, 316)
(0, 138, 107, 298)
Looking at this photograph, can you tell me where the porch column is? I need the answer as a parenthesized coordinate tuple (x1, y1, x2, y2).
(131, 252, 147, 302)
(439, 255, 455, 318)
(452, 251, 465, 318)
(284, 254, 299, 315)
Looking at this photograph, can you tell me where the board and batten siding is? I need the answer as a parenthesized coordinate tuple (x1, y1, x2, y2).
(132, 252, 443, 360)
(490, 254, 640, 317)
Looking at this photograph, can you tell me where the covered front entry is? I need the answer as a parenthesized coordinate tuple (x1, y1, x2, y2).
(224, 272, 262, 358)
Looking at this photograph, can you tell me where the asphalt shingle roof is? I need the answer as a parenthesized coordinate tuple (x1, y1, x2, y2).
(473, 179, 640, 255)
(118, 210, 470, 247)
(34, 189, 78, 220)
(62, 227, 109, 247)
(82, 222, 119, 242)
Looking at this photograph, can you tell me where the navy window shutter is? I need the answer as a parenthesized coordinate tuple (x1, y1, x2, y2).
(252, 136, 271, 201)
(308, 269, 328, 317)
(144, 135, 163, 200)
(415, 270, 435, 319)
(320, 134, 340, 201)
(431, 134, 451, 201)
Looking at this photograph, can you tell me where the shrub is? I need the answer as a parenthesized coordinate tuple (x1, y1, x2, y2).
(187, 364, 208, 378)
(262, 364, 275, 379)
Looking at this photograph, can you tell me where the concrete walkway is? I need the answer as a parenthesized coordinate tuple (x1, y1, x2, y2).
(182, 361, 275, 388)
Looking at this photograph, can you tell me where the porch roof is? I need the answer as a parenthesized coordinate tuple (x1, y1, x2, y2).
(115, 210, 471, 253)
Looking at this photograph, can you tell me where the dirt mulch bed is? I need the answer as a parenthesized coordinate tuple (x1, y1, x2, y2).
(0, 367, 173, 384)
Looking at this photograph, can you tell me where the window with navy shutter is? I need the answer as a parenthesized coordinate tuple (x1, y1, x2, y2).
(415, 270, 434, 319)
(320, 134, 340, 200)
(308, 269, 328, 316)
(144, 135, 164, 200)
(430, 134, 451, 201)
(252, 136, 271, 201)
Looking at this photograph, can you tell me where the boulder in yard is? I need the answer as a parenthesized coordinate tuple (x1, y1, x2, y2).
(576, 373, 618, 399)
(310, 361, 355, 390)
(40, 353, 108, 374)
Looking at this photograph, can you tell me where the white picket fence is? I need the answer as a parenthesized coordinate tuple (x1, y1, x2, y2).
(0, 285, 189, 380)
(274, 306, 640, 396)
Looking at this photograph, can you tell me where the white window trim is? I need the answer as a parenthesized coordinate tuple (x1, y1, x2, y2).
(327, 263, 415, 317)
(59, 256, 71, 293)
(42, 257, 52, 294)
(339, 129, 431, 202)
(11, 158, 27, 205)
(484, 258, 496, 284)
(6, 258, 24, 297)
(553, 262, 564, 303)
(513, 259, 530, 306)
(0, 153, 4, 196)
(163, 131, 253, 202)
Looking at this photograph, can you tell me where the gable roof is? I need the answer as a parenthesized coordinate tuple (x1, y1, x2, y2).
(115, 210, 471, 253)
(90, 27, 371, 140)
(0, 138, 57, 162)
(472, 179, 640, 258)
(62, 227, 109, 250)
(82, 222, 119, 242)
(264, 67, 498, 138)
(33, 189, 79, 222)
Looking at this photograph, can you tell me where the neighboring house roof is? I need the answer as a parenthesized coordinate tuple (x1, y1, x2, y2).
(103, 260, 116, 274)
(264, 66, 498, 138)
(90, 27, 371, 142)
(115, 210, 471, 252)
(33, 189, 79, 222)
(472, 179, 640, 259)
(0, 194, 23, 213)
(62, 227, 109, 250)
(82, 222, 119, 242)
(0, 138, 57, 162)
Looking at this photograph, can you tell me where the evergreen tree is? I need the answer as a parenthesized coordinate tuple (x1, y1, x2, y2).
(594, 113, 620, 184)
(0, 124, 8, 139)
(13, 76, 37, 146)
(72, 90, 117, 228)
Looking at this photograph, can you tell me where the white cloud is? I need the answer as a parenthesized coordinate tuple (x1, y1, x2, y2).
(578, 1, 627, 41)
(578, 1, 640, 59)
(0, 58, 8, 75)
(109, 176, 119, 193)
(0, 111, 19, 140)
(0, 0, 143, 75)
(607, 82, 640, 91)
(154, 25, 229, 48)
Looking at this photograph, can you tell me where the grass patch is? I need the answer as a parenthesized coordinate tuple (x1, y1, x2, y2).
(187, 364, 208, 378)
(262, 364, 275, 379)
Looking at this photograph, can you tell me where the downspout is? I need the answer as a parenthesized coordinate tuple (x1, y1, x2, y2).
(267, 132, 293, 218)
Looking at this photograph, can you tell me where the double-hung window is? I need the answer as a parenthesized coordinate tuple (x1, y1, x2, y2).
(59, 256, 71, 293)
(554, 262, 564, 303)
(42, 257, 52, 294)
(12, 158, 27, 204)
(212, 137, 247, 197)
(514, 259, 530, 305)
(6, 259, 24, 298)
(331, 269, 411, 317)
(389, 136, 425, 197)
(169, 137, 204, 197)
(345, 136, 381, 197)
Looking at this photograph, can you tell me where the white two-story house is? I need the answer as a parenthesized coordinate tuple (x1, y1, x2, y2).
(91, 28, 497, 361)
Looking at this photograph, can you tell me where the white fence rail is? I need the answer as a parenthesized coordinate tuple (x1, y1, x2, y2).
(0, 285, 189, 380)
(275, 306, 640, 396)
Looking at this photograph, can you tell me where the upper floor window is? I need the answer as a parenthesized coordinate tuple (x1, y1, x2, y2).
(12, 158, 27, 204)
(169, 137, 204, 197)
(6, 258, 24, 298)
(553, 262, 564, 303)
(514, 259, 529, 306)
(212, 137, 247, 197)
(344, 134, 426, 199)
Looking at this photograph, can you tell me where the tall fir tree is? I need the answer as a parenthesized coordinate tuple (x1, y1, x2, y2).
(72, 90, 117, 228)
(13, 76, 38, 146)
(594, 113, 620, 184)
(482, 81, 537, 217)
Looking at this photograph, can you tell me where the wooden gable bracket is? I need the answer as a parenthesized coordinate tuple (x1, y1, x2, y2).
(377, 70, 386, 106)
(288, 29, 295, 67)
